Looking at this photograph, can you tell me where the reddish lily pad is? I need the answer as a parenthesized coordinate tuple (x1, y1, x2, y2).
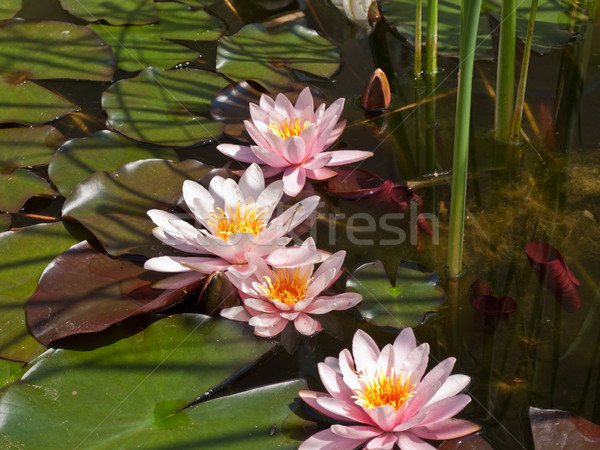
(156, 2, 221, 41)
(346, 260, 445, 328)
(48, 130, 179, 197)
(62, 158, 212, 257)
(102, 67, 228, 146)
(27, 241, 207, 346)
(0, 0, 21, 20)
(88, 23, 200, 72)
(529, 407, 600, 449)
(0, 78, 77, 126)
(216, 23, 340, 91)
(525, 241, 581, 312)
(0, 21, 115, 81)
(0, 222, 81, 362)
(59, 0, 157, 25)
(440, 433, 494, 449)
(0, 126, 65, 172)
(0, 169, 57, 213)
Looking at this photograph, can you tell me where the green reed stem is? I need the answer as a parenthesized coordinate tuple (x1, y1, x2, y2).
(415, 0, 423, 76)
(510, 0, 538, 143)
(447, 0, 482, 278)
(494, 0, 517, 142)
(425, 0, 438, 75)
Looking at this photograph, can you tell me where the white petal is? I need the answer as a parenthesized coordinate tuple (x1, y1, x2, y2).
(238, 163, 265, 201)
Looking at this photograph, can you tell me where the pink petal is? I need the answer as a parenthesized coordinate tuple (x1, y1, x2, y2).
(261, 165, 285, 178)
(396, 432, 436, 450)
(364, 432, 397, 449)
(352, 329, 381, 373)
(266, 245, 324, 268)
(317, 362, 355, 399)
(221, 177, 244, 208)
(310, 250, 345, 291)
(330, 424, 382, 440)
(220, 306, 251, 322)
(253, 317, 288, 337)
(283, 136, 308, 164)
(317, 396, 375, 425)
(302, 293, 362, 314)
(411, 418, 481, 440)
(256, 195, 319, 244)
(323, 120, 345, 148)
(294, 313, 321, 335)
(425, 374, 471, 406)
(294, 87, 314, 115)
(338, 349, 361, 390)
(258, 93, 275, 112)
(280, 311, 300, 320)
(365, 405, 397, 431)
(255, 180, 284, 219)
(243, 120, 271, 149)
(244, 297, 277, 313)
(249, 312, 283, 327)
(299, 391, 352, 423)
(151, 271, 206, 290)
(393, 328, 417, 364)
(251, 145, 289, 167)
(305, 167, 338, 180)
(181, 181, 215, 228)
(274, 90, 296, 117)
(303, 152, 333, 170)
(237, 163, 265, 201)
(216, 143, 263, 163)
(398, 343, 430, 385)
(144, 256, 198, 273)
(321, 150, 374, 166)
(298, 427, 370, 450)
(414, 394, 472, 428)
(282, 165, 307, 197)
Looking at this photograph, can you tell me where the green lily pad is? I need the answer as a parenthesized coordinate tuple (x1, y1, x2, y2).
(88, 23, 200, 72)
(102, 67, 227, 146)
(0, 358, 23, 390)
(0, 169, 57, 213)
(216, 23, 340, 91)
(0, 78, 77, 126)
(0, 21, 115, 81)
(381, 0, 493, 59)
(157, 2, 221, 41)
(0, 314, 299, 448)
(177, 0, 214, 7)
(59, 0, 157, 25)
(0, 0, 21, 20)
(346, 260, 445, 329)
(0, 126, 65, 172)
(0, 212, 10, 231)
(48, 130, 179, 197)
(0, 222, 81, 362)
(62, 158, 212, 256)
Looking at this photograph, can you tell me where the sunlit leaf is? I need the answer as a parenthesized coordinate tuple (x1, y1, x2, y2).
(102, 67, 227, 146)
(0, 358, 23, 389)
(0, 126, 65, 172)
(0, 0, 21, 20)
(529, 407, 600, 449)
(156, 2, 221, 41)
(0, 212, 10, 231)
(0, 78, 77, 126)
(27, 241, 207, 345)
(0, 314, 287, 448)
(59, 0, 157, 25)
(0, 21, 115, 81)
(62, 158, 212, 256)
(0, 222, 81, 362)
(0, 169, 57, 213)
(216, 23, 340, 91)
(88, 23, 200, 72)
(48, 130, 178, 197)
(346, 260, 445, 328)
(177, 0, 214, 6)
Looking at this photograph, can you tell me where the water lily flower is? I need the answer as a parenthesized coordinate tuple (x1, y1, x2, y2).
(221, 238, 362, 337)
(299, 328, 480, 449)
(144, 163, 320, 289)
(216, 87, 374, 197)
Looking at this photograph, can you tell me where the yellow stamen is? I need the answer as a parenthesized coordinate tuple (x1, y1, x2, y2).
(206, 202, 266, 241)
(259, 268, 312, 306)
(353, 368, 416, 410)
(267, 117, 311, 139)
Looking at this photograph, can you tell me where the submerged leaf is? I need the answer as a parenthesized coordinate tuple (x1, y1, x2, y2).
(27, 241, 207, 345)
(525, 241, 581, 312)
(529, 407, 600, 449)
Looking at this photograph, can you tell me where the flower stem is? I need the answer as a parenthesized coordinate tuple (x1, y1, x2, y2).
(447, 0, 483, 278)
(425, 0, 438, 76)
(494, 0, 517, 142)
(415, 0, 422, 76)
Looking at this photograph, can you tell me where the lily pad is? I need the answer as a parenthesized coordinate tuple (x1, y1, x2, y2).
(0, 21, 115, 81)
(0, 169, 57, 213)
(0, 126, 65, 172)
(346, 260, 445, 329)
(0, 222, 81, 362)
(0, 314, 303, 448)
(216, 23, 340, 91)
(0, 358, 23, 389)
(0, 0, 21, 20)
(177, 0, 214, 7)
(0, 78, 77, 126)
(529, 407, 600, 449)
(156, 2, 221, 41)
(102, 67, 227, 146)
(62, 158, 212, 256)
(27, 241, 207, 346)
(59, 0, 158, 25)
(88, 23, 200, 72)
(0, 212, 10, 231)
(48, 130, 179, 197)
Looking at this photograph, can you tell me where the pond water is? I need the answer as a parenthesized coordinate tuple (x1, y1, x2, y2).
(0, 0, 599, 448)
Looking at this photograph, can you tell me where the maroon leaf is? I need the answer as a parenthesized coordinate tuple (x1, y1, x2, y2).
(27, 241, 206, 345)
(324, 166, 384, 198)
(439, 433, 494, 449)
(525, 241, 581, 312)
(529, 407, 600, 449)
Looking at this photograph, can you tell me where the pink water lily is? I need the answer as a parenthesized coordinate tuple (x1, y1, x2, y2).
(216, 87, 374, 197)
(299, 328, 481, 449)
(144, 164, 320, 289)
(221, 238, 362, 337)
